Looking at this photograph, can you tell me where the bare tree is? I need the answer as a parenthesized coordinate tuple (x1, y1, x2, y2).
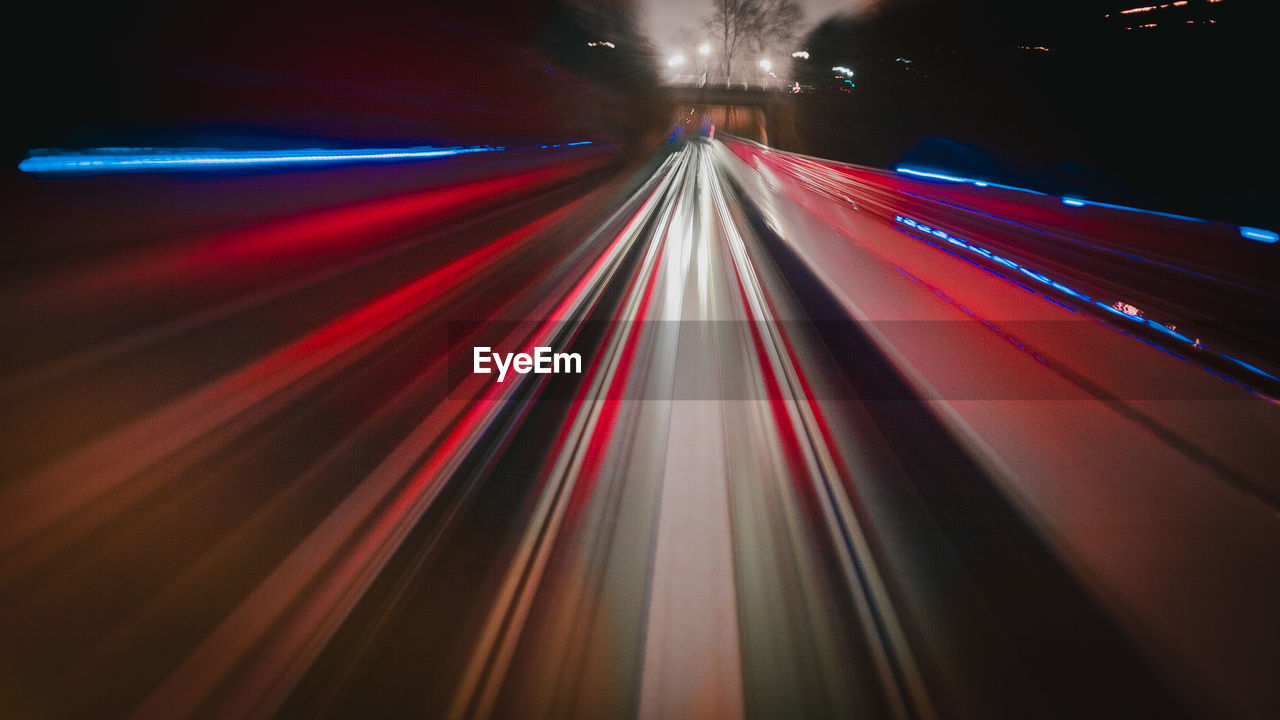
(705, 0, 802, 86)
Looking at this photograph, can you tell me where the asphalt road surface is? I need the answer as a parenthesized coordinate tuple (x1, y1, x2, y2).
(2, 138, 1278, 719)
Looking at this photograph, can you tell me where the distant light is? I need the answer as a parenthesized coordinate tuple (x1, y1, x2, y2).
(17, 142, 593, 175)
(791, 50, 809, 59)
(759, 59, 772, 71)
(1240, 227, 1279, 243)
(831, 66, 854, 77)
(1113, 0, 1187, 13)
(699, 43, 711, 56)
(1062, 197, 1086, 207)
(668, 54, 685, 67)
(587, 41, 616, 48)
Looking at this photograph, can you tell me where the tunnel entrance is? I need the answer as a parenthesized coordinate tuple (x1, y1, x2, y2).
(691, 106, 769, 144)
(664, 86, 797, 147)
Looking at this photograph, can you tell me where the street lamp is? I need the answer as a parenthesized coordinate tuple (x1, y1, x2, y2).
(758, 59, 772, 89)
(697, 43, 711, 86)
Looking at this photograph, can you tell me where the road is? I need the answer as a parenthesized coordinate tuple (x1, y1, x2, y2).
(2, 138, 1278, 719)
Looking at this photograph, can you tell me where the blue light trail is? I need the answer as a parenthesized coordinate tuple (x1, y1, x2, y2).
(1240, 227, 1279, 243)
(896, 166, 1276, 243)
(893, 214, 1279, 385)
(894, 166, 1048, 196)
(18, 142, 595, 175)
(895, 167, 976, 184)
(1057, 196, 1206, 223)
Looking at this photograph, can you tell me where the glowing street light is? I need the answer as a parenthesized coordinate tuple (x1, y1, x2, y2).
(791, 50, 809, 59)
(695, 43, 712, 87)
(668, 54, 685, 67)
(757, 59, 773, 89)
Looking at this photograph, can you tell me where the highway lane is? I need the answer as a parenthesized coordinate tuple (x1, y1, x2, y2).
(2, 138, 1278, 719)
(724, 139, 1280, 396)
(722, 138, 1280, 719)
(279, 141, 937, 720)
(265, 141, 1259, 718)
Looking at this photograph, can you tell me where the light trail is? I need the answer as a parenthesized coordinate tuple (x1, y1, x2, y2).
(4, 136, 1279, 720)
(891, 213, 1279, 389)
(722, 136, 1280, 719)
(17, 142, 594, 174)
(728, 144, 1280, 394)
(896, 164, 1280, 237)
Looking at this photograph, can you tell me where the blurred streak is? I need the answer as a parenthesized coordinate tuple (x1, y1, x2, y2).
(4, 156, 611, 327)
(4, 130, 1280, 720)
(17, 145, 535, 174)
(457, 143, 927, 720)
(0, 138, 640, 717)
(890, 213, 1279, 390)
(722, 135, 1280, 719)
(131, 159, 675, 720)
(896, 164, 1268, 227)
(738, 143, 1280, 394)
(0, 198, 584, 572)
(896, 164, 1280, 244)
(0, 150, 618, 491)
